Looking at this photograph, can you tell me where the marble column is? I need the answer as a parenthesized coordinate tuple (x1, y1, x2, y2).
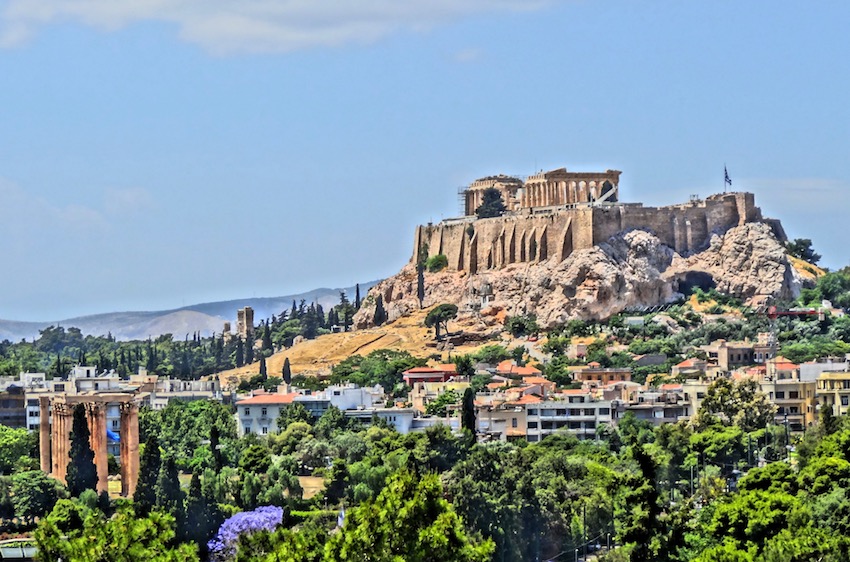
(39, 397, 51, 473)
(120, 402, 140, 497)
(86, 403, 109, 493)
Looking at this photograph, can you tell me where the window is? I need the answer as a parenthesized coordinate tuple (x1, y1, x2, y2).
(528, 409, 538, 416)
(112, 420, 119, 428)
(244, 427, 251, 434)
(789, 391, 799, 399)
(790, 407, 799, 414)
(528, 421, 538, 429)
(842, 396, 849, 406)
(261, 407, 268, 417)
(243, 407, 250, 416)
(775, 391, 785, 399)
(511, 418, 518, 428)
(28, 424, 37, 431)
(584, 408, 595, 416)
(28, 411, 38, 417)
(569, 409, 581, 416)
(697, 392, 705, 399)
(599, 408, 610, 415)
(261, 427, 268, 435)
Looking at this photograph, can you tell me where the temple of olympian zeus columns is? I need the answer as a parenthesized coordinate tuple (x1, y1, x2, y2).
(39, 394, 140, 496)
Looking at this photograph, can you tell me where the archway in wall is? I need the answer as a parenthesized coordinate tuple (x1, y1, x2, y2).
(677, 271, 716, 296)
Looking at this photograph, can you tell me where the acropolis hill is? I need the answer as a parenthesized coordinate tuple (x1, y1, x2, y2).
(414, 167, 786, 273)
(355, 167, 807, 330)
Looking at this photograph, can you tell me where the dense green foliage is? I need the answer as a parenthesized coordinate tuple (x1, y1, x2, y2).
(475, 187, 507, 219)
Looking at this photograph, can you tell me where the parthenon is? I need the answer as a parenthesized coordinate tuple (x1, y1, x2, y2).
(463, 168, 621, 216)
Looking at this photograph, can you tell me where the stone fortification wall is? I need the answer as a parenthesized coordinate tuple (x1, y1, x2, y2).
(414, 192, 769, 272)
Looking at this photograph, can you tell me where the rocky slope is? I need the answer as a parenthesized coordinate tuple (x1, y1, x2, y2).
(354, 222, 804, 330)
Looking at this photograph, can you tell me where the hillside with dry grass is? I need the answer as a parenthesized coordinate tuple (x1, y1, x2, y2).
(216, 307, 498, 389)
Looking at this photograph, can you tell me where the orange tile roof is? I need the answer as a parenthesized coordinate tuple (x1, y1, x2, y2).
(675, 358, 700, 368)
(515, 366, 543, 376)
(523, 376, 553, 386)
(238, 393, 297, 405)
(774, 362, 799, 371)
(587, 361, 601, 367)
(496, 360, 515, 372)
(435, 363, 459, 373)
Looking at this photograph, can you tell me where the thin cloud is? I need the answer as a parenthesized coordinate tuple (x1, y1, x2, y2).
(0, 177, 107, 236)
(0, 0, 552, 54)
(453, 47, 483, 63)
(104, 187, 155, 215)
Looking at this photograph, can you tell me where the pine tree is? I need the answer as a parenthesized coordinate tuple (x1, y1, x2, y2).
(66, 404, 98, 496)
(134, 434, 161, 513)
(290, 300, 298, 320)
(283, 357, 292, 386)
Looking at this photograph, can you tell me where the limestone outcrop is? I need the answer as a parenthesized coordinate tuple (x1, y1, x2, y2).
(354, 222, 803, 330)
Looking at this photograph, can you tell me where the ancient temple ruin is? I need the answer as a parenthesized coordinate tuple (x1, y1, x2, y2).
(463, 168, 621, 216)
(39, 394, 140, 496)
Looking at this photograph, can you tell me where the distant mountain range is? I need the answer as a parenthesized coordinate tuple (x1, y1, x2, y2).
(0, 280, 380, 342)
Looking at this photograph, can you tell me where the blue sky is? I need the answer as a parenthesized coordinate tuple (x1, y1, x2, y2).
(1, 1, 848, 321)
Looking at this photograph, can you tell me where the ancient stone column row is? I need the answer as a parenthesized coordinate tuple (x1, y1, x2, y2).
(39, 398, 140, 498)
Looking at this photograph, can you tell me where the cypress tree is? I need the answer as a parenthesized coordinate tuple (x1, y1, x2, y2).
(210, 425, 223, 472)
(245, 333, 254, 365)
(184, 470, 211, 548)
(259, 356, 267, 380)
(461, 388, 476, 434)
(134, 434, 161, 513)
(374, 294, 387, 326)
(66, 404, 98, 496)
(235, 338, 244, 368)
(262, 323, 272, 351)
(283, 357, 292, 386)
(355, 283, 362, 310)
(155, 455, 183, 515)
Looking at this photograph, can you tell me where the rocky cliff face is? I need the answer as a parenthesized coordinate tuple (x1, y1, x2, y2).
(354, 222, 803, 330)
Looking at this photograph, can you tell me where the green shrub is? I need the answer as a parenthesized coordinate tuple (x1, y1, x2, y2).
(425, 254, 448, 272)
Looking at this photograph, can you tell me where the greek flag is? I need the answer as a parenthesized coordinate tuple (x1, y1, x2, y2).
(724, 166, 732, 187)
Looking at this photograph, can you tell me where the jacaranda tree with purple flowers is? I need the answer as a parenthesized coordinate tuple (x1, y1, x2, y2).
(208, 505, 285, 562)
